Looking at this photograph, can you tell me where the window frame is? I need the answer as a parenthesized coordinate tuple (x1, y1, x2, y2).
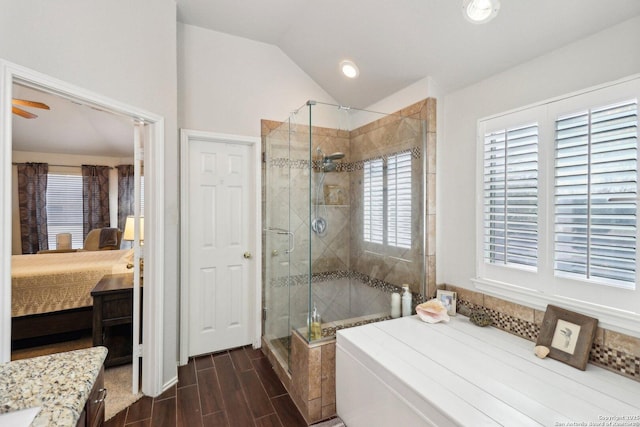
(362, 151, 413, 252)
(46, 169, 84, 249)
(474, 75, 640, 337)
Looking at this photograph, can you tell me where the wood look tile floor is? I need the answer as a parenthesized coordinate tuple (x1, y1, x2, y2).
(105, 345, 308, 427)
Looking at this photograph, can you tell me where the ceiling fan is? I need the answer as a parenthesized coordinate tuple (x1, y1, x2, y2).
(12, 98, 50, 119)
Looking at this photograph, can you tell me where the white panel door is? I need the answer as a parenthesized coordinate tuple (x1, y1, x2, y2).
(188, 138, 254, 356)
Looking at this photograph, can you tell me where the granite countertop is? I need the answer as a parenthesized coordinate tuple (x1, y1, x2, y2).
(0, 346, 107, 426)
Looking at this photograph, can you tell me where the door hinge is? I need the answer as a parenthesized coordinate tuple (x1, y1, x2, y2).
(136, 344, 144, 357)
(262, 152, 267, 163)
(263, 308, 267, 321)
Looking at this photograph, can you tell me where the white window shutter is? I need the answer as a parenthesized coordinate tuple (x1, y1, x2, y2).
(387, 152, 412, 249)
(554, 99, 638, 286)
(364, 158, 384, 244)
(483, 123, 539, 267)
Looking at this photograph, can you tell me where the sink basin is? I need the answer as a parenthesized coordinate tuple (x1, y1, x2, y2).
(0, 406, 41, 427)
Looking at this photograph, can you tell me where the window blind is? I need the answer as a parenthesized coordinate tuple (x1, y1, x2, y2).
(483, 123, 539, 267)
(387, 152, 412, 249)
(364, 158, 384, 244)
(554, 99, 638, 285)
(46, 173, 84, 249)
(140, 176, 145, 214)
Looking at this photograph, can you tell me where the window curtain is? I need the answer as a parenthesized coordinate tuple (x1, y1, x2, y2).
(82, 165, 111, 238)
(117, 164, 135, 233)
(17, 163, 49, 254)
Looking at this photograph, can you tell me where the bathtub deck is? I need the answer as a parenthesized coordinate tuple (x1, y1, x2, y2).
(336, 316, 640, 426)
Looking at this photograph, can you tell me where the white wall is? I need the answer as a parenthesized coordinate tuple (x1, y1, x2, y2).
(0, 0, 178, 389)
(178, 23, 336, 136)
(438, 16, 640, 289)
(364, 76, 441, 115)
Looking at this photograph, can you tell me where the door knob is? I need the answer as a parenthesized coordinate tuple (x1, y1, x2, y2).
(243, 252, 252, 259)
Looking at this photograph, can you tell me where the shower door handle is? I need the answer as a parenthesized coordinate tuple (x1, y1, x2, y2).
(285, 231, 295, 254)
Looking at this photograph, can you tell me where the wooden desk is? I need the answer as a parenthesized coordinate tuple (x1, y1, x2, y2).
(91, 274, 140, 367)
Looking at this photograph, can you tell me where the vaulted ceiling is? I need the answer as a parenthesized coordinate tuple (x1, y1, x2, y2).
(176, 0, 640, 107)
(12, 1, 640, 157)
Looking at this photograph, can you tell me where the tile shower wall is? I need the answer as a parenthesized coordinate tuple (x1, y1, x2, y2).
(445, 284, 640, 382)
(262, 98, 437, 336)
(349, 99, 435, 296)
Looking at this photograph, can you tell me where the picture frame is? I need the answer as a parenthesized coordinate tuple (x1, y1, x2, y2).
(536, 305, 598, 370)
(436, 290, 457, 316)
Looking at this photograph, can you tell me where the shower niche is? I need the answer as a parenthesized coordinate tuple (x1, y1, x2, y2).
(262, 98, 436, 424)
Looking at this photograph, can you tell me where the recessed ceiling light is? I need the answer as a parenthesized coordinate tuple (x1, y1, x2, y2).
(340, 60, 359, 79)
(462, 0, 500, 24)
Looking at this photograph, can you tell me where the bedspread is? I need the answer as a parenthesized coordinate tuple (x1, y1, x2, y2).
(11, 249, 133, 317)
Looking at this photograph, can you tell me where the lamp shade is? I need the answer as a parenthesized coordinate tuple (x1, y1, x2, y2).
(123, 216, 144, 242)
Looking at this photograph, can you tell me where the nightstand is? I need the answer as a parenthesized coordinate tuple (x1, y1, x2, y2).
(91, 274, 141, 367)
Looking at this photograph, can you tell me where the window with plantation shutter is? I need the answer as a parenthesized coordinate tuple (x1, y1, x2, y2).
(364, 158, 384, 244)
(554, 99, 638, 287)
(387, 152, 412, 249)
(475, 76, 640, 332)
(364, 153, 412, 249)
(46, 173, 84, 249)
(483, 123, 539, 268)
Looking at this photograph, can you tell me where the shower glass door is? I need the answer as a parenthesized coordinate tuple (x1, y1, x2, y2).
(263, 105, 313, 369)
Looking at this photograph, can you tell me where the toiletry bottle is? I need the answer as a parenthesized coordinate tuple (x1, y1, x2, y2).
(401, 285, 412, 317)
(391, 292, 401, 318)
(311, 304, 322, 340)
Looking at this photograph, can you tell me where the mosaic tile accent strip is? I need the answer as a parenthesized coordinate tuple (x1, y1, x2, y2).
(269, 157, 311, 169)
(590, 343, 640, 380)
(345, 146, 422, 172)
(269, 270, 425, 304)
(457, 297, 640, 382)
(268, 147, 421, 173)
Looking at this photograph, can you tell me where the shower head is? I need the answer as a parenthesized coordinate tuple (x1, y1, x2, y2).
(321, 152, 344, 173)
(323, 162, 338, 173)
(325, 152, 345, 161)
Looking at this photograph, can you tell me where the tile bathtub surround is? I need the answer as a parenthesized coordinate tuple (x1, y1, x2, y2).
(0, 346, 107, 426)
(444, 284, 640, 381)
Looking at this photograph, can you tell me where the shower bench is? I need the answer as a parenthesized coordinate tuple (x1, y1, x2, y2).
(336, 316, 640, 426)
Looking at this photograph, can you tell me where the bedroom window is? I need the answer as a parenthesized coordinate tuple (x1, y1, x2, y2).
(46, 173, 84, 249)
(363, 152, 412, 249)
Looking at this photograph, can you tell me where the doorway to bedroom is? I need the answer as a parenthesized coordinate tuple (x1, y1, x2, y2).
(0, 60, 165, 398)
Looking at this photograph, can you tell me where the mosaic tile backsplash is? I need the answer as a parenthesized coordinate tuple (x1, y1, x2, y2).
(446, 284, 640, 382)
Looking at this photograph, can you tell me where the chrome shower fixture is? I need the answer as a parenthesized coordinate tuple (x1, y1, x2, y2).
(320, 150, 345, 173)
(324, 152, 345, 161)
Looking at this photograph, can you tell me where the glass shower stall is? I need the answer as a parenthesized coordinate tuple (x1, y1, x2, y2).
(262, 100, 427, 371)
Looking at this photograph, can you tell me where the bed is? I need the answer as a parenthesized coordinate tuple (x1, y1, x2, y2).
(11, 249, 133, 342)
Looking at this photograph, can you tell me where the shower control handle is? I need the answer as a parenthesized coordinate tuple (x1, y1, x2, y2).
(243, 252, 252, 259)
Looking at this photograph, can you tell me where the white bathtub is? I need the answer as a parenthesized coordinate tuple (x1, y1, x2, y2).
(336, 316, 640, 426)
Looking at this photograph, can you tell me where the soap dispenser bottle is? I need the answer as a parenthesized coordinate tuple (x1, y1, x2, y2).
(401, 285, 412, 317)
(311, 304, 322, 340)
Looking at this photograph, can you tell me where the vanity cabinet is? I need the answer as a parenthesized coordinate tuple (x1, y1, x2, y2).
(76, 367, 106, 427)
